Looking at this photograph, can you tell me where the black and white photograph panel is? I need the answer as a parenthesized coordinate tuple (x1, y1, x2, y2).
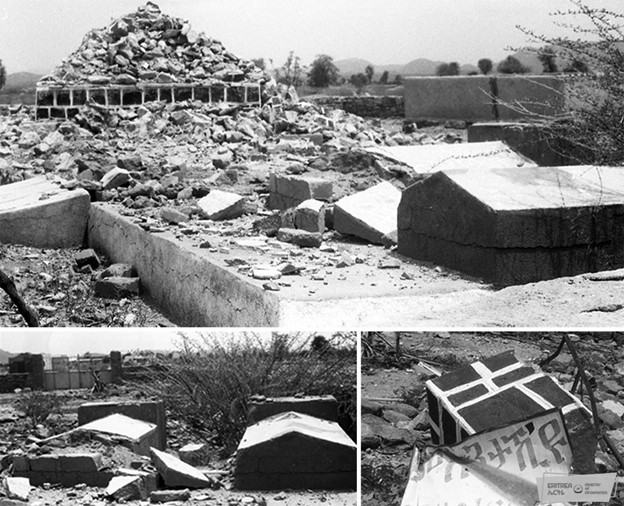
(2, 0, 624, 328)
(0, 329, 356, 505)
(361, 331, 624, 506)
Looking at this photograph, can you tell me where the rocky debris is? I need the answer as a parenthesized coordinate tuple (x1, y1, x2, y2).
(4, 477, 31, 502)
(39, 3, 269, 87)
(268, 174, 333, 210)
(150, 488, 191, 503)
(150, 447, 216, 489)
(294, 199, 325, 234)
(334, 181, 401, 245)
(94, 276, 141, 299)
(276, 228, 322, 248)
(101, 167, 131, 190)
(160, 206, 188, 224)
(197, 190, 246, 221)
(106, 475, 146, 501)
(178, 443, 209, 467)
(100, 263, 137, 278)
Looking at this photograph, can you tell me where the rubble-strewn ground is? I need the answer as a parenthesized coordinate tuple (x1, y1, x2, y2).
(361, 332, 624, 506)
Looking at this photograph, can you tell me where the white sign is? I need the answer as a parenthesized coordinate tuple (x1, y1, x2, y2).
(537, 473, 616, 503)
(401, 409, 572, 506)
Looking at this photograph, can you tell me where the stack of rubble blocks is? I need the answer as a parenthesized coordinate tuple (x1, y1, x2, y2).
(235, 395, 357, 490)
(8, 400, 218, 502)
(426, 350, 597, 473)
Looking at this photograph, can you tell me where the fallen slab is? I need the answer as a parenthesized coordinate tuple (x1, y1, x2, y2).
(366, 140, 535, 175)
(334, 181, 401, 244)
(106, 475, 146, 501)
(80, 413, 159, 456)
(235, 411, 356, 490)
(149, 448, 214, 489)
(0, 176, 90, 248)
(398, 165, 624, 285)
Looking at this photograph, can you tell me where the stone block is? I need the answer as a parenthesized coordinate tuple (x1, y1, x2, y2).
(29, 455, 60, 472)
(247, 395, 339, 424)
(78, 400, 166, 450)
(426, 350, 596, 473)
(197, 190, 246, 220)
(295, 199, 325, 233)
(101, 168, 131, 190)
(398, 166, 624, 285)
(150, 448, 214, 489)
(58, 453, 103, 472)
(74, 248, 100, 269)
(178, 444, 209, 467)
(268, 174, 333, 210)
(334, 182, 401, 244)
(160, 207, 188, 224)
(94, 277, 140, 299)
(235, 412, 356, 490)
(101, 263, 136, 278)
(106, 475, 146, 501)
(150, 489, 191, 503)
(0, 177, 90, 248)
(4, 477, 31, 502)
(276, 228, 322, 248)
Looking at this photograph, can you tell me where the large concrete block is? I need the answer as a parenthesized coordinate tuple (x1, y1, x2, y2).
(197, 190, 246, 220)
(150, 448, 214, 489)
(235, 412, 356, 490)
(398, 166, 624, 285)
(268, 174, 333, 210)
(404, 75, 566, 122)
(467, 122, 586, 166)
(78, 400, 166, 450)
(247, 395, 339, 424)
(426, 351, 596, 473)
(80, 413, 159, 456)
(366, 141, 536, 176)
(0, 176, 90, 248)
(334, 182, 401, 244)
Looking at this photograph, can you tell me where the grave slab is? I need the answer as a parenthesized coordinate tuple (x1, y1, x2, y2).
(235, 411, 356, 490)
(80, 413, 158, 456)
(247, 395, 339, 424)
(398, 165, 624, 285)
(0, 176, 90, 248)
(149, 448, 214, 489)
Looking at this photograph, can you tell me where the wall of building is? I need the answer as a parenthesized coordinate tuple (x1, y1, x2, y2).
(306, 95, 404, 118)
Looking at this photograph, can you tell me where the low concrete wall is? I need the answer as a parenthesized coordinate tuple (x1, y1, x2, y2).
(306, 95, 404, 118)
(404, 75, 566, 122)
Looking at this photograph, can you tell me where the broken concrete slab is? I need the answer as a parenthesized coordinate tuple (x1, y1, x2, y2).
(94, 276, 141, 299)
(80, 413, 159, 456)
(78, 400, 166, 450)
(398, 165, 624, 285)
(149, 447, 214, 489)
(197, 190, 246, 220)
(235, 411, 356, 490)
(426, 350, 596, 473)
(0, 176, 90, 248)
(295, 199, 325, 233)
(106, 475, 146, 501)
(247, 395, 339, 424)
(268, 174, 333, 210)
(4, 477, 31, 502)
(334, 182, 401, 244)
(366, 140, 535, 176)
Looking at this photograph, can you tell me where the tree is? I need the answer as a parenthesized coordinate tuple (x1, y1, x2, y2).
(393, 74, 403, 85)
(349, 73, 368, 93)
(563, 57, 589, 73)
(436, 62, 460, 76)
(0, 59, 6, 91)
(271, 51, 304, 87)
(365, 64, 374, 83)
(478, 58, 493, 75)
(497, 55, 530, 74)
(379, 70, 389, 84)
(307, 54, 339, 87)
(538, 46, 558, 73)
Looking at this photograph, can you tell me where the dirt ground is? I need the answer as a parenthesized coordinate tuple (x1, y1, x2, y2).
(361, 331, 624, 506)
(0, 386, 356, 506)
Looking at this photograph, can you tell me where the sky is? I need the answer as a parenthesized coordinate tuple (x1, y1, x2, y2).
(1, 0, 623, 75)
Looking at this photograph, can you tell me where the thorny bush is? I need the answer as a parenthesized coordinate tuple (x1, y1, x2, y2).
(137, 331, 356, 453)
(14, 390, 62, 426)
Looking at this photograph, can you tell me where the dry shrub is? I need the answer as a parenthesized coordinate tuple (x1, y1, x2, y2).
(14, 390, 62, 426)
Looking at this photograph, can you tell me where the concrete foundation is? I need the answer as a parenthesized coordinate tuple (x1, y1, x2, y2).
(77, 400, 166, 450)
(235, 412, 356, 490)
(398, 166, 624, 285)
(0, 177, 90, 248)
(247, 396, 339, 424)
(426, 351, 596, 473)
(404, 75, 566, 122)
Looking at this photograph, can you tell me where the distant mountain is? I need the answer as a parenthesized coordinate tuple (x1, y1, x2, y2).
(334, 57, 483, 81)
(333, 58, 375, 78)
(0, 349, 17, 364)
(3, 72, 42, 92)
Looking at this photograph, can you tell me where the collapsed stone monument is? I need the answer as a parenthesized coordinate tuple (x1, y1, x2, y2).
(398, 165, 624, 285)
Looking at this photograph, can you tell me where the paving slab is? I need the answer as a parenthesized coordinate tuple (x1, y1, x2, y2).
(0, 176, 90, 248)
(365, 140, 535, 175)
(398, 165, 624, 285)
(235, 411, 356, 490)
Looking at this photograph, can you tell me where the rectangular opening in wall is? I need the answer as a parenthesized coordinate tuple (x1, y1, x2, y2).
(247, 86, 260, 103)
(90, 89, 106, 105)
(36, 108, 50, 120)
(175, 87, 193, 102)
(228, 86, 244, 103)
(73, 89, 87, 106)
(195, 86, 210, 102)
(50, 108, 66, 119)
(37, 90, 54, 106)
(123, 89, 143, 106)
(211, 85, 225, 102)
(56, 90, 71, 106)
(160, 88, 173, 103)
(144, 88, 158, 103)
(108, 89, 122, 106)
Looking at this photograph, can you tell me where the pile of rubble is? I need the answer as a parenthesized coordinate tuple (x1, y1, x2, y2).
(38, 2, 269, 87)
